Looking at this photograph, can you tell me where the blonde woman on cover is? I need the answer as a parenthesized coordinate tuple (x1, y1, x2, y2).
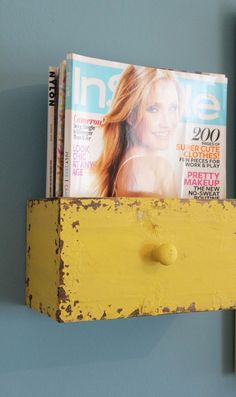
(95, 65, 182, 197)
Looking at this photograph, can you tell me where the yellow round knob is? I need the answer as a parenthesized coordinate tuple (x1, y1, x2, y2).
(152, 243, 178, 266)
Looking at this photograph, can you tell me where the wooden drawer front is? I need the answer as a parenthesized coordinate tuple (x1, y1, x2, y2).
(26, 198, 236, 322)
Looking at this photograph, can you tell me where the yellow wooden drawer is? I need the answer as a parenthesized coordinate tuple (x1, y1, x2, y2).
(26, 198, 236, 323)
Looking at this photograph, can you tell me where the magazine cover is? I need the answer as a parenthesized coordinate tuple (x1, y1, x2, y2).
(55, 60, 66, 197)
(63, 53, 227, 199)
(46, 66, 58, 198)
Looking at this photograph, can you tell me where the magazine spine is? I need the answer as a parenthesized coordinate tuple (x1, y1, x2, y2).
(63, 57, 73, 196)
(55, 60, 66, 197)
(46, 66, 58, 198)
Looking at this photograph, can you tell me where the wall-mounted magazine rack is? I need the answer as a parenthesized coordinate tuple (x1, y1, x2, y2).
(26, 197, 236, 323)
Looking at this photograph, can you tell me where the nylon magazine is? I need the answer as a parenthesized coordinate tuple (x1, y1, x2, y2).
(46, 66, 58, 197)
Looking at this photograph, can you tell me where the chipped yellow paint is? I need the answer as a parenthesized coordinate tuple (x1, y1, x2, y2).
(26, 198, 236, 323)
(26, 199, 60, 320)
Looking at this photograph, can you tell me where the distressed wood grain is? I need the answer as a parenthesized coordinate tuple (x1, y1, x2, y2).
(26, 198, 236, 323)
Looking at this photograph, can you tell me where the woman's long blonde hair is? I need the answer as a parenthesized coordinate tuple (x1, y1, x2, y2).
(94, 65, 180, 196)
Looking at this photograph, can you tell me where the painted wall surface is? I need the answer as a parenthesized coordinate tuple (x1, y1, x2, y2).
(1, 0, 236, 396)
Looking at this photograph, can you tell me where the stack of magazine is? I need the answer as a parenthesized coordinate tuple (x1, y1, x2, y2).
(46, 53, 227, 199)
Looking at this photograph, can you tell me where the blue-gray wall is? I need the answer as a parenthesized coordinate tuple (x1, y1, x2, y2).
(1, 0, 236, 396)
